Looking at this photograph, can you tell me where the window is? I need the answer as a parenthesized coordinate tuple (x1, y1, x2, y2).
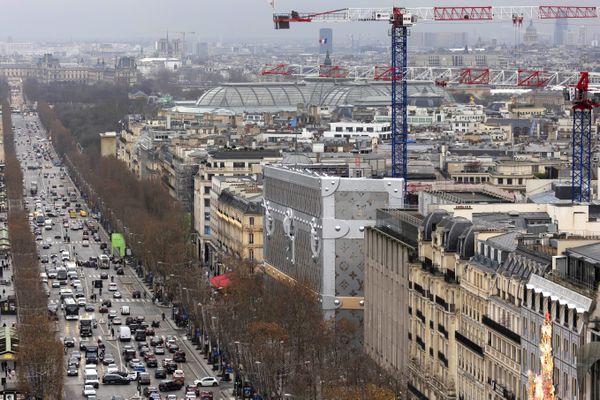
(204, 186, 211, 194)
(335, 126, 343, 132)
(249, 233, 254, 244)
(233, 162, 245, 169)
(249, 249, 254, 260)
(204, 199, 210, 207)
(249, 217, 255, 226)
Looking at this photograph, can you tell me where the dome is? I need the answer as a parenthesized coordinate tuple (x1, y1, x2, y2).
(196, 79, 451, 112)
(196, 82, 310, 111)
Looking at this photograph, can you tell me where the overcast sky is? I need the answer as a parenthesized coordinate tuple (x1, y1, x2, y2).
(1, 0, 599, 42)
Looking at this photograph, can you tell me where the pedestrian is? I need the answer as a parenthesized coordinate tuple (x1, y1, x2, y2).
(162, 312, 165, 321)
(6, 368, 9, 378)
(111, 327, 114, 337)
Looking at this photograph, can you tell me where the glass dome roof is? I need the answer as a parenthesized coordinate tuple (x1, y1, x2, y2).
(196, 78, 447, 111)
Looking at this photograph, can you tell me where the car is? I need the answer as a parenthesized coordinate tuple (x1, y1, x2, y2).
(63, 336, 75, 347)
(108, 283, 117, 292)
(42, 242, 50, 249)
(146, 356, 158, 368)
(168, 342, 180, 353)
(85, 304, 95, 312)
(66, 364, 78, 376)
(116, 267, 124, 275)
(199, 391, 214, 400)
(143, 386, 159, 397)
(99, 305, 109, 313)
(158, 380, 183, 392)
(163, 359, 178, 374)
(79, 339, 92, 351)
(154, 345, 165, 355)
(145, 327, 155, 336)
(113, 291, 122, 299)
(82, 239, 90, 247)
(77, 298, 87, 307)
(111, 396, 125, 400)
(150, 336, 164, 346)
(112, 317, 122, 325)
(102, 373, 131, 385)
(154, 367, 167, 379)
(67, 356, 79, 367)
(102, 353, 115, 365)
(100, 272, 108, 279)
(129, 359, 144, 369)
(139, 372, 151, 385)
(71, 350, 82, 361)
(195, 377, 219, 387)
(108, 310, 117, 319)
(185, 385, 200, 397)
(106, 364, 119, 374)
(40, 254, 49, 263)
(139, 345, 151, 356)
(82, 384, 96, 397)
(173, 351, 186, 363)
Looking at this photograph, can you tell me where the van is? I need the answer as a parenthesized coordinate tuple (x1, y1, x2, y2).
(84, 369, 99, 388)
(61, 250, 70, 261)
(119, 326, 131, 342)
(121, 306, 130, 315)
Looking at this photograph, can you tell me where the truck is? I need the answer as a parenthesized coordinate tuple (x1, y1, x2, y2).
(79, 315, 94, 337)
(30, 181, 38, 196)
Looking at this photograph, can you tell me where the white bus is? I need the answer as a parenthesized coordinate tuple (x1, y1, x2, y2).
(64, 298, 79, 320)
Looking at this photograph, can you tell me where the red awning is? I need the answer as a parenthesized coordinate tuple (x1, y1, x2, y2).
(210, 272, 235, 289)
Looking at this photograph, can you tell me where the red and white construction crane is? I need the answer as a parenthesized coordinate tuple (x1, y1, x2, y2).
(272, 5, 598, 200)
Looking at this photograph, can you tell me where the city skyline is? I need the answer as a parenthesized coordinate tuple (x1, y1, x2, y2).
(0, 0, 599, 41)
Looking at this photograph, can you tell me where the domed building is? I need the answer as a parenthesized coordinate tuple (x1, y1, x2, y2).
(524, 20, 538, 46)
(195, 77, 451, 113)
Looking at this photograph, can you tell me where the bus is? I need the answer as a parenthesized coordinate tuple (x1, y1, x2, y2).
(64, 298, 79, 320)
(56, 267, 68, 284)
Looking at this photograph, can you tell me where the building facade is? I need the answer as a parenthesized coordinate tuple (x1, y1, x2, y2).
(364, 209, 422, 376)
(210, 176, 264, 263)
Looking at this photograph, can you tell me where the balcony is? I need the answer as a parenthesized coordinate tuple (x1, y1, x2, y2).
(438, 323, 448, 339)
(482, 315, 520, 344)
(456, 331, 483, 356)
(438, 351, 449, 368)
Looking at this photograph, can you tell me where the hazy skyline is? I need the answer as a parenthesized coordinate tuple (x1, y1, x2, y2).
(1, 0, 599, 42)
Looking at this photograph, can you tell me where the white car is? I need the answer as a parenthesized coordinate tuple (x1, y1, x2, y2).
(108, 283, 117, 292)
(106, 363, 119, 374)
(195, 376, 219, 387)
(82, 239, 90, 247)
(82, 384, 96, 397)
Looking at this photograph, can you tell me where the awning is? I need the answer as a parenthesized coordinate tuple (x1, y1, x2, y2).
(210, 272, 235, 289)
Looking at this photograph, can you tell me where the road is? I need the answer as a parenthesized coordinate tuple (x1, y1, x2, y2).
(12, 112, 228, 399)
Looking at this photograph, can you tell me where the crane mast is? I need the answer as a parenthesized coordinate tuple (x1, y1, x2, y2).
(273, 5, 599, 201)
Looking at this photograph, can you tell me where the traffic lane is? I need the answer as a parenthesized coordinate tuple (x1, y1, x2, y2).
(21, 117, 217, 394)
